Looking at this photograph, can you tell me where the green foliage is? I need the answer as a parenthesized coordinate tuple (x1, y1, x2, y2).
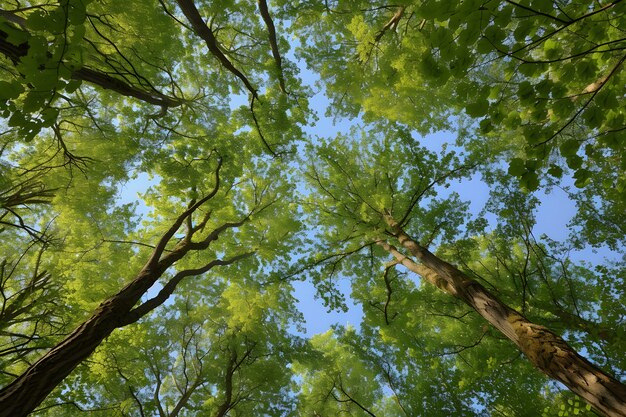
(289, 0, 626, 207)
(0, 1, 624, 416)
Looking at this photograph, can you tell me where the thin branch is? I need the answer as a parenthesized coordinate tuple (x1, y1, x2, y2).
(505, 0, 568, 24)
(146, 156, 222, 268)
(250, 97, 278, 156)
(535, 53, 626, 147)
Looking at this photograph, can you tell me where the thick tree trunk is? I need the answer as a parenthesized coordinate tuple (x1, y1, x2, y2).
(380, 215, 626, 417)
(0, 264, 166, 417)
(0, 166, 238, 416)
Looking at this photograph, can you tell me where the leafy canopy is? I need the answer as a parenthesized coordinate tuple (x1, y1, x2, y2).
(0, 1, 624, 416)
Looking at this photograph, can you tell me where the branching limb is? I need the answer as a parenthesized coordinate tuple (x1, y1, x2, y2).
(174, 0, 258, 98)
(535, 53, 626, 147)
(0, 23, 183, 109)
(146, 156, 222, 268)
(397, 162, 477, 228)
(121, 252, 254, 326)
(257, 0, 286, 92)
(370, 263, 399, 325)
(332, 377, 378, 417)
(72, 66, 183, 108)
(374, 6, 405, 43)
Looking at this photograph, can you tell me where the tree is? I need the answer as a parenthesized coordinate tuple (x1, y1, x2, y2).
(32, 276, 301, 417)
(301, 127, 626, 416)
(0, 150, 303, 416)
(0, 1, 624, 416)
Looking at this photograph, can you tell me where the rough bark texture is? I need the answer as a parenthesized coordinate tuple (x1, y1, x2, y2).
(380, 215, 626, 417)
(0, 264, 167, 417)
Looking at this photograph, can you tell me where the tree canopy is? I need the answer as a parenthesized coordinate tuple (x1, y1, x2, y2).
(0, 0, 624, 416)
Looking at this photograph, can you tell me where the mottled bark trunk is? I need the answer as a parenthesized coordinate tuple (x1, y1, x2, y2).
(380, 215, 626, 417)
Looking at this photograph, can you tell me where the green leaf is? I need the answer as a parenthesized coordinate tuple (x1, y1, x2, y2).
(41, 108, 60, 127)
(65, 79, 82, 93)
(559, 140, 579, 157)
(508, 158, 526, 176)
(577, 60, 597, 79)
(0, 81, 25, 100)
(543, 39, 559, 60)
(517, 81, 534, 102)
(466, 99, 489, 117)
(68, 1, 87, 24)
(480, 118, 493, 133)
(476, 37, 493, 54)
(26, 11, 50, 31)
(547, 164, 563, 178)
(532, 0, 555, 13)
(573, 168, 591, 188)
(514, 20, 533, 42)
(583, 106, 604, 128)
(594, 90, 618, 109)
(521, 171, 539, 190)
(566, 155, 583, 170)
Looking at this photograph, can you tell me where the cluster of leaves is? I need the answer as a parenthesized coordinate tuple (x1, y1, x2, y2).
(288, 0, 625, 197)
(1, 0, 91, 140)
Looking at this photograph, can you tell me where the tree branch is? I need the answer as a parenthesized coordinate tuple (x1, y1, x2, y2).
(0, 25, 183, 109)
(174, 0, 258, 98)
(121, 252, 253, 326)
(257, 0, 286, 93)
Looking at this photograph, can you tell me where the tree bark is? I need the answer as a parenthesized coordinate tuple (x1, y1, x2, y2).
(379, 215, 626, 417)
(0, 259, 172, 416)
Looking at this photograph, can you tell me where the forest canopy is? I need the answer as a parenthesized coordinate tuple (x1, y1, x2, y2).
(0, 0, 625, 416)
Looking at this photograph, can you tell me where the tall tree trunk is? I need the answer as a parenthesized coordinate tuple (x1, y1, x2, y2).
(379, 215, 626, 417)
(0, 263, 168, 417)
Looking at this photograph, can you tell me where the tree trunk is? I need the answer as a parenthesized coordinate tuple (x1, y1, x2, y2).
(0, 263, 166, 417)
(379, 215, 626, 417)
